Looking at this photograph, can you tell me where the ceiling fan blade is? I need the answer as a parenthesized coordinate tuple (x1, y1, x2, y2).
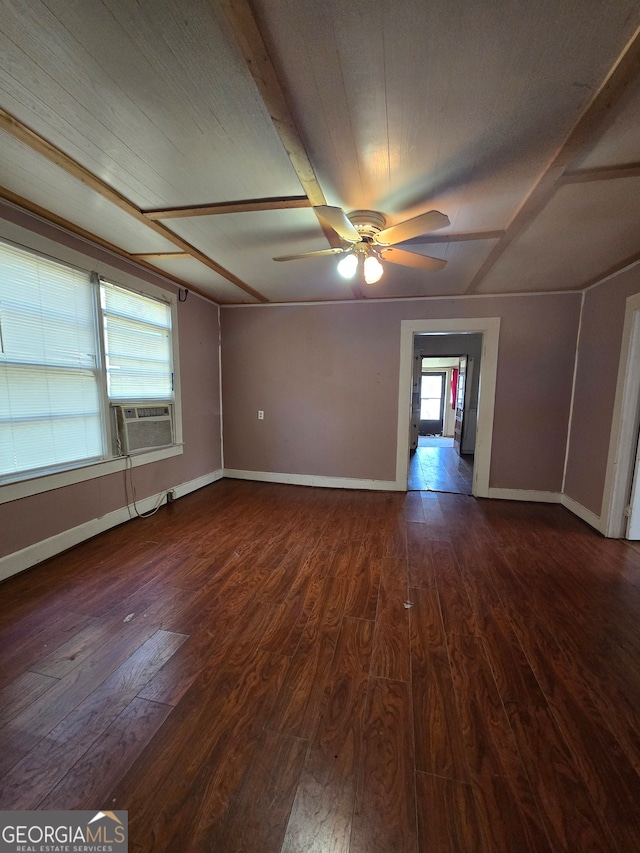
(379, 247, 447, 271)
(314, 206, 361, 243)
(273, 247, 347, 261)
(375, 210, 450, 246)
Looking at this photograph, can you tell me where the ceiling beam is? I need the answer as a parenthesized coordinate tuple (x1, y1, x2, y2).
(218, 0, 326, 208)
(130, 252, 190, 260)
(465, 21, 640, 293)
(404, 229, 504, 245)
(144, 195, 312, 220)
(0, 187, 224, 302)
(560, 162, 640, 184)
(0, 107, 268, 303)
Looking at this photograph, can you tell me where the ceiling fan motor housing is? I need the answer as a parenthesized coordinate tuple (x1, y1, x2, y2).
(348, 210, 387, 242)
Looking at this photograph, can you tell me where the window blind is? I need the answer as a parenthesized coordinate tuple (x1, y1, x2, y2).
(0, 241, 104, 480)
(100, 280, 173, 401)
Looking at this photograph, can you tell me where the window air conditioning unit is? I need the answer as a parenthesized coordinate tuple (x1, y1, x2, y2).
(115, 404, 174, 454)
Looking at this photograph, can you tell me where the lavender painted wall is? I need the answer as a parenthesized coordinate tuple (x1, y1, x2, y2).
(0, 204, 222, 559)
(221, 293, 581, 491)
(564, 267, 640, 516)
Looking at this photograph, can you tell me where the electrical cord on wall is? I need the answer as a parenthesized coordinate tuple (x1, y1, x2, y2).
(124, 453, 166, 519)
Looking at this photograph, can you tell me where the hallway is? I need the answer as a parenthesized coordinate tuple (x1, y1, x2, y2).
(408, 436, 474, 494)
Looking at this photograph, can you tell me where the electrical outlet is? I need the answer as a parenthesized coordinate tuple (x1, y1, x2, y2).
(258, 410, 264, 420)
(167, 489, 176, 503)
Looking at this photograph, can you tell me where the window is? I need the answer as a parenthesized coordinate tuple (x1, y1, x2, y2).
(100, 279, 173, 402)
(420, 373, 445, 421)
(0, 240, 176, 485)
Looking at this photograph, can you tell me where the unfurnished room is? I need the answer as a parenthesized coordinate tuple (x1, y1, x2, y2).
(1, 1, 640, 851)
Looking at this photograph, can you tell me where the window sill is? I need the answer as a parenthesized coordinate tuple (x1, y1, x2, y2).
(0, 444, 184, 505)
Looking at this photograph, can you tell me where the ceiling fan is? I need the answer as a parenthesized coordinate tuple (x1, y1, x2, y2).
(273, 206, 449, 284)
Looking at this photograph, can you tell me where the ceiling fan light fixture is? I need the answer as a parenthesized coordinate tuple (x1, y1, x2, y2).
(363, 254, 384, 284)
(337, 252, 358, 279)
(275, 206, 447, 279)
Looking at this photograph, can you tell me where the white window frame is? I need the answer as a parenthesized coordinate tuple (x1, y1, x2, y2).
(0, 221, 183, 506)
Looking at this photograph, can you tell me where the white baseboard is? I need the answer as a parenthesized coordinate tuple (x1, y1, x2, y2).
(223, 468, 400, 491)
(170, 469, 223, 500)
(487, 488, 561, 503)
(0, 469, 223, 583)
(560, 494, 604, 534)
(487, 488, 605, 534)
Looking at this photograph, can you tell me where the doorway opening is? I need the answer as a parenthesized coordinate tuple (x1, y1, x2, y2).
(395, 318, 500, 497)
(409, 339, 481, 494)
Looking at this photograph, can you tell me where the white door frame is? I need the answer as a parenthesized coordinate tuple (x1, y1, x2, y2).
(602, 292, 640, 537)
(395, 318, 500, 496)
(627, 432, 640, 539)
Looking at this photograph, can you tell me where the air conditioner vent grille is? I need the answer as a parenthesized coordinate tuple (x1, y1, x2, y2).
(138, 406, 170, 418)
(115, 404, 174, 454)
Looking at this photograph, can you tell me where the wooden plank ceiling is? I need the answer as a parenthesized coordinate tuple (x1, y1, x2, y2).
(0, 0, 639, 303)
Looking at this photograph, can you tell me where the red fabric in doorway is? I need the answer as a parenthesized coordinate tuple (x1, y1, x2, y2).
(451, 368, 458, 409)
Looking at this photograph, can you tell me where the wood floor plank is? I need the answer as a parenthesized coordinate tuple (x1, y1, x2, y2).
(27, 583, 172, 679)
(403, 492, 426, 523)
(408, 537, 456, 589)
(33, 575, 194, 668)
(364, 504, 410, 559)
(434, 546, 478, 638)
(0, 593, 193, 777)
(480, 608, 620, 852)
(171, 552, 279, 637)
(257, 539, 316, 605)
(0, 670, 59, 728)
(477, 541, 640, 851)
(370, 557, 411, 681)
(419, 494, 450, 535)
(143, 651, 290, 852)
(107, 603, 282, 835)
(259, 552, 328, 656)
(281, 617, 373, 853)
(135, 636, 201, 706)
(327, 512, 369, 546)
(504, 598, 640, 851)
(39, 696, 172, 810)
(266, 575, 348, 739)
(410, 586, 469, 781)
(436, 493, 486, 533)
(65, 551, 173, 616)
(350, 677, 418, 853)
(446, 632, 553, 852)
(513, 545, 640, 773)
(266, 632, 339, 741)
(1, 537, 153, 624)
(0, 629, 186, 809)
(343, 548, 381, 621)
(383, 515, 408, 558)
(406, 520, 435, 555)
(416, 771, 486, 853)
(211, 729, 308, 853)
(0, 611, 97, 688)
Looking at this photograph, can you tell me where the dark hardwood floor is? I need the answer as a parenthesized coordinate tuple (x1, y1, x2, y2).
(2, 479, 640, 851)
